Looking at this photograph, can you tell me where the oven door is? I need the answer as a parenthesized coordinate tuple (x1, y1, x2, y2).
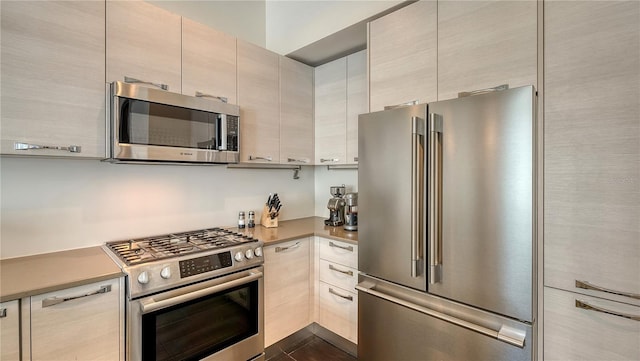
(129, 267, 264, 361)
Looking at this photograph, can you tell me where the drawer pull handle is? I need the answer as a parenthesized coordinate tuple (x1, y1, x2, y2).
(575, 280, 640, 300)
(275, 242, 300, 253)
(195, 91, 228, 103)
(124, 76, 168, 90)
(575, 300, 640, 321)
(329, 288, 353, 301)
(329, 241, 353, 252)
(42, 285, 112, 308)
(320, 158, 339, 163)
(0, 308, 6, 318)
(329, 264, 354, 276)
(249, 155, 273, 162)
(15, 142, 81, 153)
(287, 158, 309, 164)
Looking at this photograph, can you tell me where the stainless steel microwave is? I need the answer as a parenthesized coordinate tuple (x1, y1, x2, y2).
(106, 81, 240, 164)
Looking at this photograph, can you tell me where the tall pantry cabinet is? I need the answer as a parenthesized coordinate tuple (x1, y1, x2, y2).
(543, 1, 640, 360)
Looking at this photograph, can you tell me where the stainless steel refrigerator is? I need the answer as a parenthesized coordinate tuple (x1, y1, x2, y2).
(357, 86, 536, 360)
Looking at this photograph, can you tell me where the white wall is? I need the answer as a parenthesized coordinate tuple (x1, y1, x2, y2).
(265, 0, 402, 55)
(148, 0, 267, 47)
(314, 166, 358, 219)
(0, 158, 314, 259)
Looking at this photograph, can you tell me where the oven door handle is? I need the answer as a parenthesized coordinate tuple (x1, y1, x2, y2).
(140, 270, 263, 314)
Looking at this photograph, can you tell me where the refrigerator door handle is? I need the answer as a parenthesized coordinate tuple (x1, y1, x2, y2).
(411, 116, 426, 278)
(428, 113, 443, 284)
(356, 281, 527, 348)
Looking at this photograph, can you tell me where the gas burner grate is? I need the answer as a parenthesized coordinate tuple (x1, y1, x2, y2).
(106, 227, 258, 266)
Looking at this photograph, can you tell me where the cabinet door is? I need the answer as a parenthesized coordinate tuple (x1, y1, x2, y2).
(315, 58, 347, 165)
(369, 1, 437, 111)
(0, 1, 106, 158)
(346, 50, 368, 165)
(544, 287, 640, 361)
(106, 1, 182, 93)
(544, 1, 640, 302)
(280, 56, 314, 165)
(437, 0, 537, 100)
(30, 278, 123, 360)
(263, 238, 311, 346)
(237, 40, 280, 163)
(0, 300, 20, 361)
(182, 18, 237, 104)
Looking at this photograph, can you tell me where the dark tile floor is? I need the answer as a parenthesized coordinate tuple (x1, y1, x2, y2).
(265, 335, 356, 361)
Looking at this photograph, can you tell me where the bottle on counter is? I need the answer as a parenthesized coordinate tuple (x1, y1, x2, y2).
(248, 211, 255, 228)
(238, 211, 246, 229)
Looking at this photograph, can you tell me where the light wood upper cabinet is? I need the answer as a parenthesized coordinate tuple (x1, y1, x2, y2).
(237, 40, 280, 163)
(264, 238, 311, 346)
(0, 1, 106, 158)
(544, 1, 639, 302)
(30, 278, 124, 360)
(368, 1, 437, 111)
(106, 0, 182, 93)
(314, 52, 366, 166)
(315, 57, 347, 165)
(280, 57, 314, 165)
(182, 18, 237, 104)
(437, 0, 537, 100)
(346, 50, 368, 164)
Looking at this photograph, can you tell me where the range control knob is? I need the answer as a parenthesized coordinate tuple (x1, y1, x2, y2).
(137, 271, 149, 284)
(245, 249, 254, 259)
(254, 247, 263, 257)
(160, 266, 171, 279)
(235, 252, 244, 262)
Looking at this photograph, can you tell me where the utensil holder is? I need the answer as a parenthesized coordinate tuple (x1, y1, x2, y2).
(260, 205, 279, 228)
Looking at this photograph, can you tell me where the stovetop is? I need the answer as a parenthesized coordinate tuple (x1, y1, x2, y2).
(104, 227, 264, 298)
(106, 227, 258, 266)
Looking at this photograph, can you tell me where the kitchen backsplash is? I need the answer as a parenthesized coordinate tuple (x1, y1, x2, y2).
(0, 157, 316, 259)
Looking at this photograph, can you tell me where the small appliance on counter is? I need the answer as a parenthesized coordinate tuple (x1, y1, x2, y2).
(343, 192, 358, 231)
(325, 185, 346, 226)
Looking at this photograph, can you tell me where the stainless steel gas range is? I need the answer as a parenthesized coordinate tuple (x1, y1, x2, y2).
(104, 227, 265, 361)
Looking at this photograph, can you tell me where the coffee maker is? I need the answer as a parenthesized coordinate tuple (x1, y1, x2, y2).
(324, 185, 346, 226)
(343, 192, 358, 231)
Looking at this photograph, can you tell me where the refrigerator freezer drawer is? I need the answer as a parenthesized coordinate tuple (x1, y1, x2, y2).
(357, 278, 532, 361)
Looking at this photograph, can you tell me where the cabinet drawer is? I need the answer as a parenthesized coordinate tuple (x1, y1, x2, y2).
(319, 238, 358, 268)
(318, 282, 357, 343)
(544, 286, 640, 361)
(30, 278, 123, 361)
(319, 259, 358, 293)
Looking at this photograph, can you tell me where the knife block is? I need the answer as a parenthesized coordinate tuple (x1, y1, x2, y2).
(260, 205, 279, 228)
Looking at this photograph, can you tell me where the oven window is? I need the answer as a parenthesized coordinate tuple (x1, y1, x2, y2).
(119, 98, 219, 149)
(141, 280, 259, 361)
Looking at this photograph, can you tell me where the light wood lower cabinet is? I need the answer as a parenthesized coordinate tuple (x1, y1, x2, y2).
(29, 278, 124, 361)
(544, 286, 640, 360)
(0, 300, 20, 361)
(316, 237, 358, 343)
(263, 238, 312, 346)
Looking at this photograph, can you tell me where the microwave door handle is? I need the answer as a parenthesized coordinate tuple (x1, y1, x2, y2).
(411, 116, 426, 278)
(428, 113, 443, 284)
(218, 114, 227, 151)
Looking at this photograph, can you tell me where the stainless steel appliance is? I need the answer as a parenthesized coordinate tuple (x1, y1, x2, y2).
(325, 185, 346, 226)
(103, 227, 265, 361)
(357, 85, 536, 360)
(343, 192, 358, 231)
(106, 81, 240, 164)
